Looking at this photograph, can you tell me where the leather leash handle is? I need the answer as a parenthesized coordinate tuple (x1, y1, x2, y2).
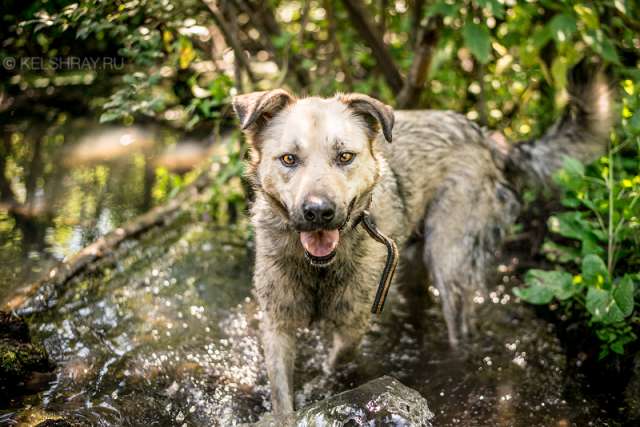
(360, 211, 399, 314)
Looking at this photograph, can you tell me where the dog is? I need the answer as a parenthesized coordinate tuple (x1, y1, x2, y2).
(232, 61, 613, 414)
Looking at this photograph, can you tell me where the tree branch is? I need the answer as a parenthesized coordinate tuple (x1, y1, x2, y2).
(396, 16, 441, 109)
(410, 0, 426, 46)
(202, 0, 256, 84)
(231, 0, 311, 88)
(340, 0, 404, 93)
(379, 0, 388, 33)
(224, 1, 251, 91)
(325, 0, 354, 90)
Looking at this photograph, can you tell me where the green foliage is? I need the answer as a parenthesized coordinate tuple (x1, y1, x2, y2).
(462, 21, 491, 64)
(2, 0, 229, 129)
(513, 269, 575, 304)
(196, 132, 248, 225)
(514, 78, 640, 359)
(3, 0, 638, 149)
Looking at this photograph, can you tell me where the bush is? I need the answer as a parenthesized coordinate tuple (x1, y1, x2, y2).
(514, 78, 640, 359)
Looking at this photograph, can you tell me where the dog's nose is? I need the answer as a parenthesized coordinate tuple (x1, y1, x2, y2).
(302, 196, 335, 226)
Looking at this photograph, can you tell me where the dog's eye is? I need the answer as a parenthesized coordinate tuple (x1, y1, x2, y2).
(280, 153, 298, 167)
(337, 152, 355, 165)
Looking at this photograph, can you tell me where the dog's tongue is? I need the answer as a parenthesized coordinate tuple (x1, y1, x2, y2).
(300, 230, 340, 257)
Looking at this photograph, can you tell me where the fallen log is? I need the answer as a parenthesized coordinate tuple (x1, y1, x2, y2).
(1, 168, 216, 312)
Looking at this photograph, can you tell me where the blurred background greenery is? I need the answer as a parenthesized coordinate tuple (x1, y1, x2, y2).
(0, 0, 639, 359)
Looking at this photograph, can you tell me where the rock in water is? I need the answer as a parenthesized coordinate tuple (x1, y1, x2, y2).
(252, 376, 434, 426)
(0, 311, 54, 401)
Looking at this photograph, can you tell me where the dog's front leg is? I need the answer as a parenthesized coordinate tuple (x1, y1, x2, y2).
(325, 327, 363, 372)
(261, 314, 296, 414)
(325, 307, 370, 373)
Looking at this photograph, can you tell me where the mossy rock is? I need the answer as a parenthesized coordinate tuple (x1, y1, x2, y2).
(0, 311, 54, 399)
(0, 339, 52, 380)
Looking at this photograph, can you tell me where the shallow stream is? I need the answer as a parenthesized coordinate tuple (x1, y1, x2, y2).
(1, 210, 633, 426)
(1, 122, 636, 427)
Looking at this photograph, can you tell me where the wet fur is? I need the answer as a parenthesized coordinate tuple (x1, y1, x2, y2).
(233, 62, 614, 414)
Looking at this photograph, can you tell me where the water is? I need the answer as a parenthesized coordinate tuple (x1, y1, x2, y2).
(1, 122, 637, 426)
(1, 207, 635, 426)
(0, 119, 212, 303)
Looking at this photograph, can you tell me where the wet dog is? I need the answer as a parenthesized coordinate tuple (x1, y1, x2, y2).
(232, 61, 613, 414)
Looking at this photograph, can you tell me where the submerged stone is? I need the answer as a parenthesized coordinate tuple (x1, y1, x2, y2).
(252, 376, 433, 427)
(0, 311, 54, 401)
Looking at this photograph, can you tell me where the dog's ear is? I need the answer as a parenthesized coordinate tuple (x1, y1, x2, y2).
(232, 89, 295, 133)
(338, 93, 394, 143)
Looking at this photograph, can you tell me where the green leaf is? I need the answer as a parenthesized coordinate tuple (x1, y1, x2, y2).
(531, 25, 552, 50)
(581, 238, 605, 257)
(542, 240, 580, 264)
(611, 340, 625, 355)
(586, 279, 634, 324)
(99, 110, 122, 123)
(613, 275, 635, 317)
(513, 284, 554, 305)
(582, 254, 609, 287)
(574, 5, 599, 29)
(596, 328, 616, 343)
(599, 36, 620, 64)
(586, 287, 619, 323)
(561, 197, 581, 208)
(548, 212, 583, 240)
(548, 14, 577, 43)
(427, 0, 459, 17)
(598, 345, 610, 359)
(561, 156, 585, 177)
(463, 20, 491, 64)
(553, 156, 586, 192)
(476, 0, 504, 18)
(514, 269, 575, 304)
(548, 213, 605, 257)
(629, 110, 640, 132)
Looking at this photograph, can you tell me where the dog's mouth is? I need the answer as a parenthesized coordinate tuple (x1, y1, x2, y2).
(297, 197, 360, 267)
(300, 229, 339, 266)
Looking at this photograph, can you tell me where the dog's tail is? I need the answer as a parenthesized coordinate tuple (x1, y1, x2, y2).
(505, 60, 615, 188)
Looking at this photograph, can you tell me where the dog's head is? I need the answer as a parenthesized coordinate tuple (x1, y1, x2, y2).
(233, 90, 394, 266)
